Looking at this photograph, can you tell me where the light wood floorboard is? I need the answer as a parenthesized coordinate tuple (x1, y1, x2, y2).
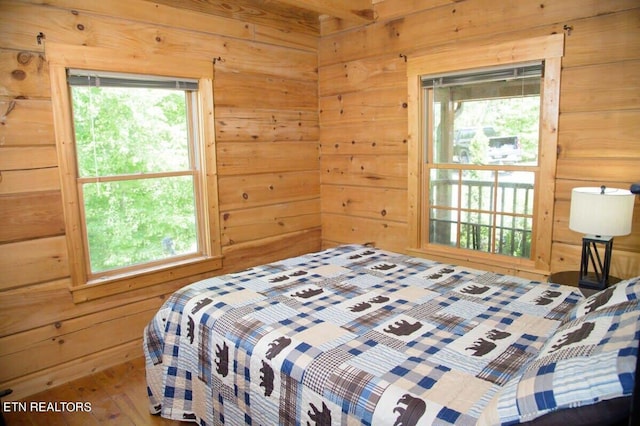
(2, 357, 184, 425)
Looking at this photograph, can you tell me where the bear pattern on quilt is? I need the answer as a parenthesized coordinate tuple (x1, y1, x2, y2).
(143, 245, 637, 425)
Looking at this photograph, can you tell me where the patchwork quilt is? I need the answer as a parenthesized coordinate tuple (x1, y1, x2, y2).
(144, 245, 639, 425)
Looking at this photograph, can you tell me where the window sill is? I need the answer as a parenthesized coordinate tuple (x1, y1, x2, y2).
(69, 255, 223, 303)
(407, 246, 550, 281)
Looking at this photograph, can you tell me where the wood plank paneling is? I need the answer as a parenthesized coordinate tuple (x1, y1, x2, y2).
(318, 1, 640, 281)
(562, 9, 640, 68)
(215, 71, 318, 110)
(211, 40, 318, 80)
(0, 146, 58, 171)
(558, 111, 640, 159)
(0, 297, 156, 359)
(217, 141, 319, 175)
(218, 171, 320, 211)
(253, 24, 319, 51)
(0, 2, 317, 80)
(554, 179, 637, 200)
(215, 108, 318, 143)
(319, 120, 408, 155)
(321, 154, 407, 188)
(0, 99, 54, 146)
(0, 191, 65, 243)
(1, 0, 246, 51)
(2, 339, 143, 402)
(220, 228, 322, 273)
(0, 49, 50, 98)
(319, 0, 638, 65)
(321, 213, 407, 252)
(0, 0, 320, 400)
(0, 236, 69, 291)
(36, 0, 255, 40)
(321, 185, 407, 222)
(556, 158, 640, 181)
(221, 198, 320, 245)
(319, 87, 408, 124)
(275, 0, 374, 24)
(0, 168, 61, 194)
(318, 15, 362, 35)
(152, 0, 320, 34)
(0, 273, 201, 337)
(318, 54, 406, 96)
(2, 0, 639, 403)
(0, 305, 157, 383)
(373, 0, 452, 22)
(560, 61, 640, 112)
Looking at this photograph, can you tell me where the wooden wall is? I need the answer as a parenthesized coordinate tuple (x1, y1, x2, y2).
(0, 0, 320, 399)
(1, 0, 639, 401)
(319, 0, 640, 279)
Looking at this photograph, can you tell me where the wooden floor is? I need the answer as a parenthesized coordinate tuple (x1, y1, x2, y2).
(2, 357, 184, 425)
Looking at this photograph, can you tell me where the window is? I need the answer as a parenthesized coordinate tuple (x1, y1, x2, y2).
(48, 45, 222, 302)
(68, 70, 203, 275)
(424, 63, 541, 258)
(407, 35, 563, 275)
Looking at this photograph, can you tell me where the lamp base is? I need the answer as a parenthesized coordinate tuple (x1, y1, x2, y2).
(578, 274, 612, 290)
(578, 235, 614, 291)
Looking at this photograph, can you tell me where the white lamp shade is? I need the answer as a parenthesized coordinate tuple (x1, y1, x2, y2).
(569, 187, 635, 237)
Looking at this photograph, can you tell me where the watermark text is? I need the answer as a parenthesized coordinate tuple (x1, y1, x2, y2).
(2, 401, 92, 413)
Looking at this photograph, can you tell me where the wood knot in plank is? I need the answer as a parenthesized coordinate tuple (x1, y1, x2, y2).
(17, 52, 33, 65)
(11, 70, 26, 81)
(1, 100, 16, 124)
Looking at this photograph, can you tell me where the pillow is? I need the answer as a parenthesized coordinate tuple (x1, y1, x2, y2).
(564, 276, 640, 322)
(518, 395, 631, 425)
(478, 298, 639, 425)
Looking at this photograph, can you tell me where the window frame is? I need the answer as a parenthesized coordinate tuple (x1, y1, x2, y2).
(406, 35, 564, 276)
(48, 43, 222, 302)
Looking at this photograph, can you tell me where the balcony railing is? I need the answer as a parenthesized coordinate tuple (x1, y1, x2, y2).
(429, 177, 535, 258)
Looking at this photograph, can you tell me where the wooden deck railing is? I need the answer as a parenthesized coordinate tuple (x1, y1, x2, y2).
(430, 178, 534, 258)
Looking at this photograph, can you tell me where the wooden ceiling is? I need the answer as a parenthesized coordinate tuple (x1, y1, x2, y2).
(275, 0, 375, 23)
(149, 0, 375, 34)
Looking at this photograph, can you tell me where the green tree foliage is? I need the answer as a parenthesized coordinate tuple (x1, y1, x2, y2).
(71, 87, 197, 273)
(457, 96, 540, 164)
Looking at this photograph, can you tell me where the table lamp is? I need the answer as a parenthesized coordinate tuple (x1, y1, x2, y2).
(569, 186, 635, 289)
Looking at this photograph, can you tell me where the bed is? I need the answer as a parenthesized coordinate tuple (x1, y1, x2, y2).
(144, 244, 639, 425)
